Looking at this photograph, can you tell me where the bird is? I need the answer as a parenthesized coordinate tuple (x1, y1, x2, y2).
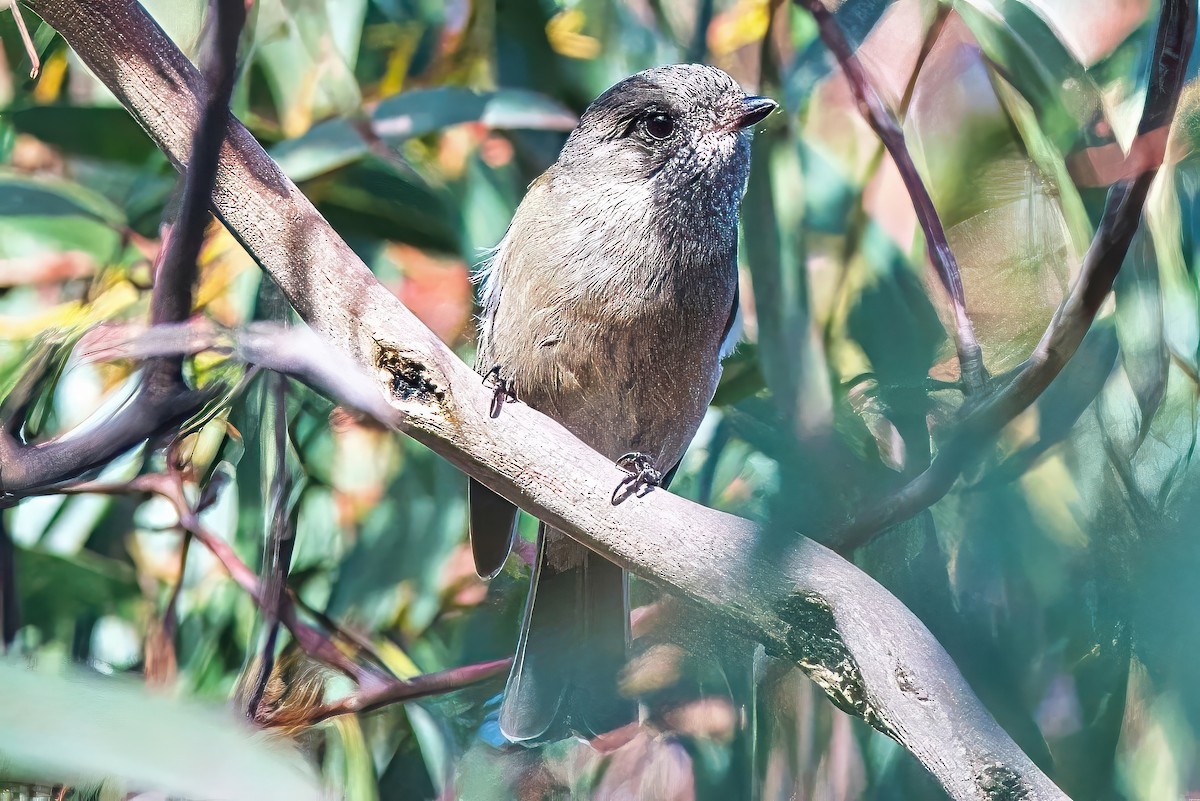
(468, 63, 777, 744)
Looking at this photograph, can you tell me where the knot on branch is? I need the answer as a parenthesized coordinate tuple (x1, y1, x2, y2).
(376, 345, 445, 405)
(978, 763, 1034, 801)
(770, 591, 888, 735)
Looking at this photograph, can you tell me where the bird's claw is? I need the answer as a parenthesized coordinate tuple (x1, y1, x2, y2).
(612, 452, 662, 504)
(482, 365, 517, 418)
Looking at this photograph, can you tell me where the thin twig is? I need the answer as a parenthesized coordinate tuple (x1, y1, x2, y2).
(824, 0, 1195, 552)
(161, 474, 385, 689)
(795, 0, 985, 392)
(292, 658, 512, 726)
(899, 5, 950, 114)
(161, 532, 190, 642)
(6, 0, 40, 78)
(289, 594, 394, 675)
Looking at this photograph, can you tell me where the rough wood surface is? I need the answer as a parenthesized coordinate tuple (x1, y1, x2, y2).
(22, 1, 1071, 797)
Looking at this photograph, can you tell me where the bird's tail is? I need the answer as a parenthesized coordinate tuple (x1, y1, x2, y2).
(498, 523, 635, 744)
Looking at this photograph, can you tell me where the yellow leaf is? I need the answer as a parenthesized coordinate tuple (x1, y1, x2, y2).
(32, 50, 68, 104)
(709, 0, 770, 56)
(546, 9, 601, 60)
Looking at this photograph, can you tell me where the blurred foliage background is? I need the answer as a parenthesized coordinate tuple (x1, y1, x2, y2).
(2, 0, 1200, 798)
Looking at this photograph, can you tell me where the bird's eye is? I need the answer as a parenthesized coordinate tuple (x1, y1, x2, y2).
(640, 113, 675, 140)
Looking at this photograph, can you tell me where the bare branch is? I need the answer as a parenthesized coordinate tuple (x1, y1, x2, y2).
(145, 532, 189, 685)
(824, 0, 1195, 552)
(18, 0, 1095, 796)
(793, 0, 986, 392)
(6, 0, 40, 77)
(284, 658, 513, 727)
(78, 320, 402, 426)
(0, 381, 211, 503)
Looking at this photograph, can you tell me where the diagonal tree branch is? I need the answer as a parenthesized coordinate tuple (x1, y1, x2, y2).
(823, 0, 1194, 552)
(149, 0, 241, 330)
(794, 0, 986, 392)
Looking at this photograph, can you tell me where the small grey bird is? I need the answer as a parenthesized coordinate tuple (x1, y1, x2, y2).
(470, 64, 776, 744)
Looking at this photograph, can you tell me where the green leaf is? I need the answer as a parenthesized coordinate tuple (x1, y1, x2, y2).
(272, 88, 576, 183)
(0, 171, 125, 259)
(990, 72, 1092, 253)
(951, 0, 1101, 152)
(270, 117, 371, 183)
(15, 546, 138, 633)
(252, 0, 366, 130)
(6, 106, 158, 164)
(315, 158, 460, 252)
(849, 223, 947, 388)
(0, 661, 324, 800)
(712, 343, 766, 407)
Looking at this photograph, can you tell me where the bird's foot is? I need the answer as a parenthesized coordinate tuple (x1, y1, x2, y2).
(482, 365, 517, 418)
(612, 452, 663, 504)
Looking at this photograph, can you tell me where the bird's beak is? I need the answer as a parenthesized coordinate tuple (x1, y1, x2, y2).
(735, 95, 779, 130)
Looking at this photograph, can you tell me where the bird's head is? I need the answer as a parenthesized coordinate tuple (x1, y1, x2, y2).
(558, 64, 777, 221)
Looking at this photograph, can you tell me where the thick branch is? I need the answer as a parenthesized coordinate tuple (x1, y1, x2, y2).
(824, 0, 1194, 551)
(0, 396, 211, 501)
(794, 0, 985, 391)
(25, 0, 1071, 797)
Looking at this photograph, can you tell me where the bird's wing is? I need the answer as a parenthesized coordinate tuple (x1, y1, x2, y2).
(468, 178, 561, 577)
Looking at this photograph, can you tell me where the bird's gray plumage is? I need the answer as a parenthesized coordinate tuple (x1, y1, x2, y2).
(469, 63, 773, 744)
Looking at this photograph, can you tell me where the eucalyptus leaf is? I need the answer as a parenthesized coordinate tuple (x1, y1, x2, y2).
(15, 546, 138, 632)
(272, 88, 576, 183)
(0, 661, 324, 800)
(7, 106, 158, 164)
(1115, 228, 1168, 448)
(0, 171, 124, 260)
(951, 0, 1101, 152)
